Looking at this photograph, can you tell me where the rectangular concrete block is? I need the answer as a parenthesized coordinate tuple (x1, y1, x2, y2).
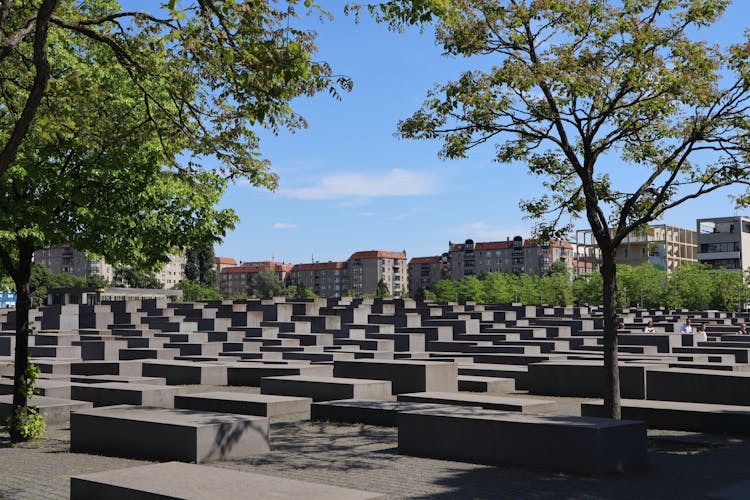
(227, 363, 332, 386)
(261, 375, 392, 402)
(398, 407, 647, 473)
(71, 382, 183, 407)
(581, 398, 750, 434)
(70, 405, 269, 463)
(0, 395, 92, 425)
(528, 361, 662, 399)
(646, 368, 750, 405)
(70, 461, 384, 500)
(141, 360, 228, 385)
(458, 375, 515, 393)
(312, 400, 456, 426)
(333, 359, 458, 394)
(175, 392, 311, 420)
(397, 392, 557, 413)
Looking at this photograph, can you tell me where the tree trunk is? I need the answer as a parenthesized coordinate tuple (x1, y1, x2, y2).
(600, 250, 621, 419)
(10, 242, 34, 443)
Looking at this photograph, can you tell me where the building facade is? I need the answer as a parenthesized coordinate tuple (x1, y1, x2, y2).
(697, 216, 750, 271)
(34, 246, 187, 289)
(218, 261, 292, 296)
(214, 257, 238, 274)
(408, 255, 448, 294)
(347, 250, 407, 297)
(287, 261, 348, 297)
(34, 246, 114, 283)
(154, 252, 187, 289)
(448, 237, 574, 279)
(575, 224, 697, 275)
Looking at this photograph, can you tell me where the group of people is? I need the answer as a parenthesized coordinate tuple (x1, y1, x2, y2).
(637, 318, 749, 340)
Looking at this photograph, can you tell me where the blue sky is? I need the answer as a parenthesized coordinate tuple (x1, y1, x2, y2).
(216, 1, 750, 264)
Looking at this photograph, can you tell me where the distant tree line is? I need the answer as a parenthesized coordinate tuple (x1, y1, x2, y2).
(420, 262, 750, 312)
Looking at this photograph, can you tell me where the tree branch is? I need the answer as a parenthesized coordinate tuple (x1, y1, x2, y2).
(0, 0, 57, 180)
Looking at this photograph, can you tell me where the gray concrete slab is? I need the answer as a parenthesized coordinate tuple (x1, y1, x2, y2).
(70, 461, 384, 499)
(333, 359, 458, 394)
(261, 375, 392, 402)
(175, 392, 311, 420)
(397, 392, 557, 413)
(0, 394, 92, 425)
(70, 405, 269, 463)
(71, 382, 184, 407)
(582, 398, 750, 434)
(398, 406, 647, 473)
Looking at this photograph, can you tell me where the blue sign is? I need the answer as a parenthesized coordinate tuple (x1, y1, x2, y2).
(0, 291, 16, 308)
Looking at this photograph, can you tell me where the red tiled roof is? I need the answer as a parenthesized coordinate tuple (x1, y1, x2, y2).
(349, 250, 407, 260)
(409, 256, 442, 265)
(215, 257, 237, 265)
(291, 261, 347, 272)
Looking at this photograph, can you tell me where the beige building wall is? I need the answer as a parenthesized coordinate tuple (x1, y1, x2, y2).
(576, 224, 697, 274)
(348, 251, 407, 297)
(155, 252, 186, 289)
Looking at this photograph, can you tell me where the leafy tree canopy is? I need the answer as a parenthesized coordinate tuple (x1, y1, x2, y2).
(173, 279, 222, 301)
(360, 0, 750, 419)
(0, 0, 348, 442)
(111, 265, 163, 290)
(249, 268, 285, 299)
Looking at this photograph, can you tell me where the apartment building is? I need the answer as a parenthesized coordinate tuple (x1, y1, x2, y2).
(34, 246, 187, 289)
(215, 257, 237, 273)
(697, 216, 750, 271)
(348, 250, 408, 297)
(287, 261, 348, 297)
(408, 255, 448, 293)
(448, 237, 574, 279)
(575, 224, 697, 275)
(34, 246, 113, 283)
(154, 252, 187, 288)
(218, 261, 292, 295)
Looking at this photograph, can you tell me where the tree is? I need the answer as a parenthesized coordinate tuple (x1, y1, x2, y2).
(621, 264, 665, 308)
(709, 269, 744, 311)
(431, 278, 457, 302)
(285, 282, 317, 299)
(375, 279, 391, 298)
(249, 268, 285, 299)
(112, 266, 164, 290)
(185, 242, 217, 287)
(0, 1, 347, 442)
(173, 280, 222, 302)
(572, 273, 603, 306)
(86, 274, 109, 289)
(368, 0, 750, 418)
(481, 272, 513, 304)
(664, 263, 713, 310)
(456, 275, 485, 302)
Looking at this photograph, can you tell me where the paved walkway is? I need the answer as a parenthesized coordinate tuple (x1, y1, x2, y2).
(2, 414, 750, 499)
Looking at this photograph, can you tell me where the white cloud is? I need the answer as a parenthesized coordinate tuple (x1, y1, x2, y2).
(458, 221, 528, 241)
(280, 169, 441, 200)
(273, 222, 297, 229)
